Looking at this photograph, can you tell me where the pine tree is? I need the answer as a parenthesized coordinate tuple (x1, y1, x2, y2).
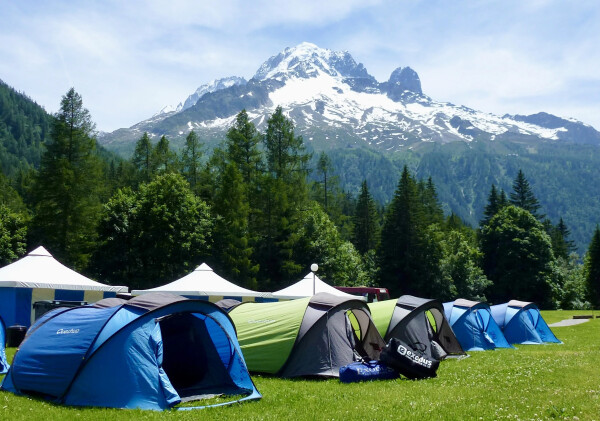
(499, 189, 508, 208)
(256, 106, 310, 288)
(420, 177, 444, 225)
(131, 132, 152, 183)
(152, 135, 176, 174)
(224, 110, 263, 231)
(553, 217, 577, 259)
(509, 169, 544, 220)
(225, 109, 262, 186)
(378, 166, 438, 297)
(31, 88, 103, 268)
(316, 152, 334, 212)
(352, 180, 380, 255)
(585, 226, 600, 308)
(212, 163, 258, 289)
(481, 184, 501, 226)
(180, 130, 203, 190)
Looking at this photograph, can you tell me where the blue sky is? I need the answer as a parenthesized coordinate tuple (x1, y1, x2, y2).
(1, 0, 599, 132)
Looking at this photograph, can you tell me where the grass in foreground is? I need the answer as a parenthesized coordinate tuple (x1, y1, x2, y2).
(1, 311, 599, 420)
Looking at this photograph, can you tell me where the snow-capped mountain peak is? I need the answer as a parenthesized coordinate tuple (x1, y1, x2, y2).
(181, 76, 247, 111)
(253, 42, 374, 82)
(102, 42, 600, 152)
(155, 76, 247, 117)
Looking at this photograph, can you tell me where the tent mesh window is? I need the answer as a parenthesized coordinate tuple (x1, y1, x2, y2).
(160, 313, 237, 401)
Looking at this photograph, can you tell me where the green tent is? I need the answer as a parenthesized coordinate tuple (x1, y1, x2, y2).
(369, 295, 465, 360)
(228, 292, 385, 377)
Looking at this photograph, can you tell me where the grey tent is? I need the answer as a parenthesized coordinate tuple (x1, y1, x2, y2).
(228, 292, 386, 378)
(369, 295, 465, 360)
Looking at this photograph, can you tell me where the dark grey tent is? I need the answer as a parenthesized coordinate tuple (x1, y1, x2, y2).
(228, 293, 386, 378)
(370, 295, 465, 360)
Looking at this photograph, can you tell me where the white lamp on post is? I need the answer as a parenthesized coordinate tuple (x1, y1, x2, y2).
(310, 263, 318, 295)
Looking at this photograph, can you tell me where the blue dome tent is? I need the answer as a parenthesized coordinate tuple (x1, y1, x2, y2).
(1, 293, 261, 410)
(491, 300, 561, 345)
(444, 299, 513, 351)
(0, 316, 8, 374)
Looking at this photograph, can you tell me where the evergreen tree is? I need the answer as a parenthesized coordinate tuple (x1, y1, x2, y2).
(509, 169, 544, 220)
(31, 88, 103, 268)
(152, 135, 176, 174)
(131, 132, 153, 183)
(225, 109, 262, 186)
(352, 180, 380, 255)
(256, 106, 310, 288)
(264, 106, 310, 181)
(212, 163, 258, 290)
(420, 177, 444, 225)
(481, 184, 503, 226)
(180, 130, 203, 190)
(584, 226, 600, 308)
(552, 217, 577, 259)
(498, 189, 508, 208)
(315, 152, 333, 212)
(224, 110, 263, 233)
(378, 166, 441, 297)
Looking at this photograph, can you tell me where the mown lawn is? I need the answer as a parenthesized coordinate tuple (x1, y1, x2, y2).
(1, 311, 599, 420)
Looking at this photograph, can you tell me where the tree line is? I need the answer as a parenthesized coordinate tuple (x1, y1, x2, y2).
(1, 88, 599, 309)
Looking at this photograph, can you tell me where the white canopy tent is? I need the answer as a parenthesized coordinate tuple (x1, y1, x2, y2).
(0, 246, 126, 292)
(131, 263, 275, 301)
(272, 272, 362, 300)
(0, 246, 126, 327)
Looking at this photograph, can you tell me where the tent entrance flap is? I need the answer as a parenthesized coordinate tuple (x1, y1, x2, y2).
(159, 313, 237, 400)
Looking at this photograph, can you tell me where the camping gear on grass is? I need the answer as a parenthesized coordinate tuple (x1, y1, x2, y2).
(1, 293, 261, 410)
(339, 360, 399, 383)
(444, 299, 513, 351)
(228, 292, 385, 377)
(369, 295, 465, 360)
(380, 338, 440, 379)
(491, 300, 561, 345)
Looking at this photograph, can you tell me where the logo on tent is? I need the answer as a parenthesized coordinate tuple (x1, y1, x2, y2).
(247, 319, 276, 324)
(56, 328, 80, 335)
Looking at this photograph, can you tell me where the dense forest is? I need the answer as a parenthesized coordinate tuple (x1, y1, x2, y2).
(326, 140, 600, 252)
(1, 84, 599, 309)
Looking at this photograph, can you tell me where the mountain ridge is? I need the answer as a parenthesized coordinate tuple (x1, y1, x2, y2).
(98, 42, 600, 155)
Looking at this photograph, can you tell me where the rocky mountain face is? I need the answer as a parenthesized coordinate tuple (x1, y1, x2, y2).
(98, 42, 600, 155)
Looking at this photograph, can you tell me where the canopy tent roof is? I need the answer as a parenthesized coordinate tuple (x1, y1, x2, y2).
(272, 272, 361, 300)
(0, 246, 126, 292)
(131, 263, 272, 298)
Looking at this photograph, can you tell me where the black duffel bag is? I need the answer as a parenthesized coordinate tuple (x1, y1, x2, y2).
(380, 338, 440, 380)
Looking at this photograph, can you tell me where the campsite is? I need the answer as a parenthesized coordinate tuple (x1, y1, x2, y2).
(0, 310, 598, 420)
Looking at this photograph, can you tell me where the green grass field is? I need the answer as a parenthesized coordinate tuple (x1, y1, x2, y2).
(1, 310, 599, 420)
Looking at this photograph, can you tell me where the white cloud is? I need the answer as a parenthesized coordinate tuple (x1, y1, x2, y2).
(1, 0, 599, 131)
